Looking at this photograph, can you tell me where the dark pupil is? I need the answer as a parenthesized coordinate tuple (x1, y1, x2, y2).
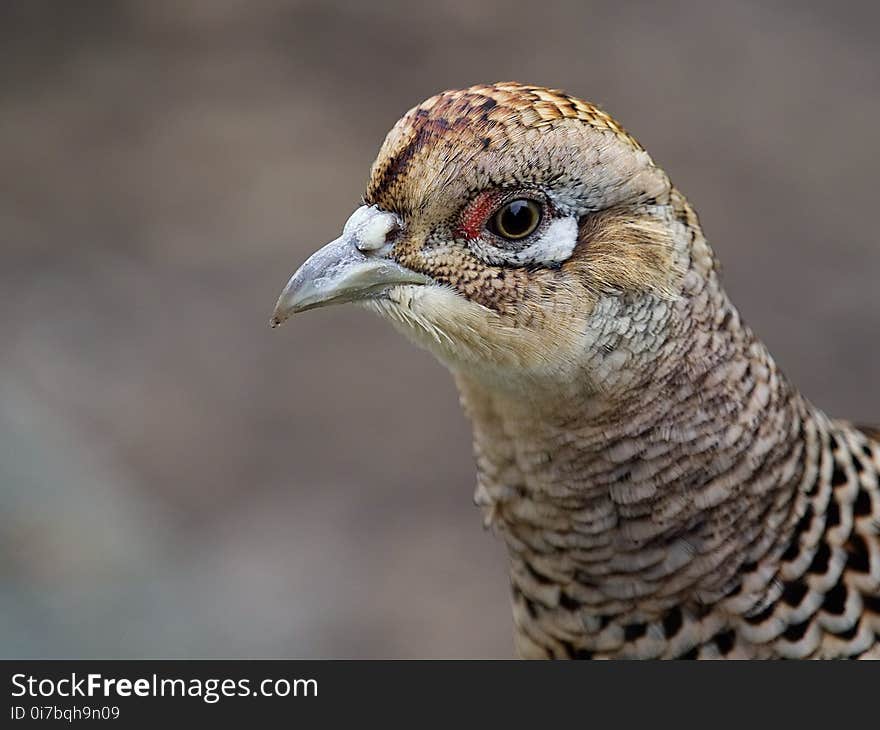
(501, 201, 535, 237)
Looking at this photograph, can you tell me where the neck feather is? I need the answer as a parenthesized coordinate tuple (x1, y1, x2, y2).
(453, 233, 817, 623)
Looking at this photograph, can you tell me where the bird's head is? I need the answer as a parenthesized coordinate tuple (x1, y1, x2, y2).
(272, 83, 696, 393)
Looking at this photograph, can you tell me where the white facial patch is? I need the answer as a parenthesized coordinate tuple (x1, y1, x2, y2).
(509, 216, 579, 265)
(343, 205, 399, 253)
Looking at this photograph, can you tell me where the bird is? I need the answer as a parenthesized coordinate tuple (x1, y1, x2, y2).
(270, 82, 880, 659)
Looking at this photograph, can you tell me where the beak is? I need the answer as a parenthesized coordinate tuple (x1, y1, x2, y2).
(270, 229, 431, 327)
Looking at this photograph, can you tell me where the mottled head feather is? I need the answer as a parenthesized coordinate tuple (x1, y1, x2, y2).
(365, 82, 669, 218)
(358, 83, 694, 383)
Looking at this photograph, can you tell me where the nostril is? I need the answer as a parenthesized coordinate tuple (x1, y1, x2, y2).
(355, 211, 399, 252)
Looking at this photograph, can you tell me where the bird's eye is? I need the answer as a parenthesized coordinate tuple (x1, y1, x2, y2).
(488, 199, 542, 241)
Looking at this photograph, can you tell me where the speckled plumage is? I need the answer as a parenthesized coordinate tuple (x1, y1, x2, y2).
(273, 83, 880, 659)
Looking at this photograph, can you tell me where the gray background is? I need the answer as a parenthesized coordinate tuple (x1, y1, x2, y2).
(1, 0, 877, 658)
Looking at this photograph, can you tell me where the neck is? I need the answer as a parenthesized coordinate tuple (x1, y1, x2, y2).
(452, 242, 820, 650)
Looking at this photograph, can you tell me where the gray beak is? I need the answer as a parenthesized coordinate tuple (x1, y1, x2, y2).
(270, 207, 431, 327)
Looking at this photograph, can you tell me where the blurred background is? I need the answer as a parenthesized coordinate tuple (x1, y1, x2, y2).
(1, 0, 878, 658)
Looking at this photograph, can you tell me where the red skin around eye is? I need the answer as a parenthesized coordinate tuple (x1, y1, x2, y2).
(457, 190, 504, 240)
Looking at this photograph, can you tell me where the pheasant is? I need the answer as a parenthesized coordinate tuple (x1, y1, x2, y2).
(271, 83, 880, 659)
